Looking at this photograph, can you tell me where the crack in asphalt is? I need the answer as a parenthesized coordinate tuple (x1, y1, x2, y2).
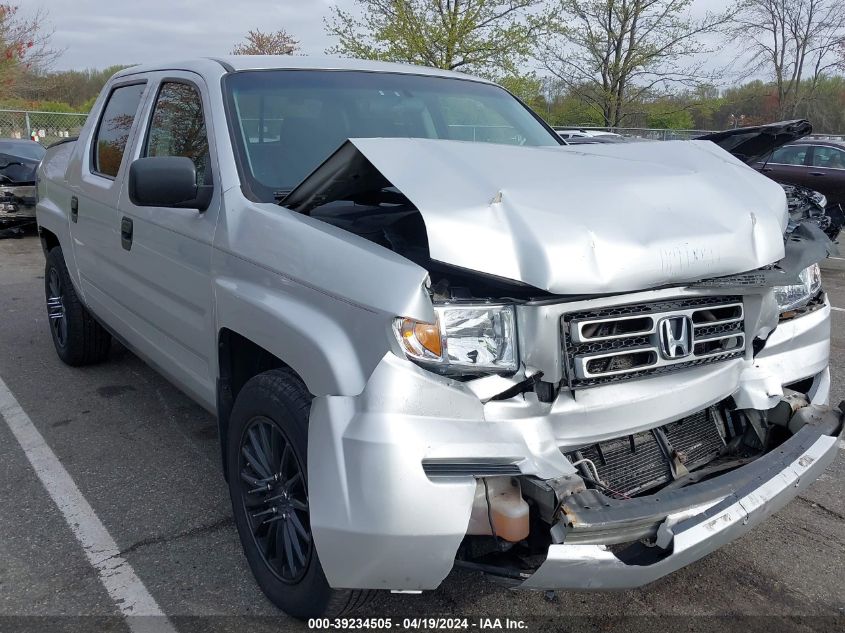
(795, 495, 845, 521)
(115, 515, 235, 560)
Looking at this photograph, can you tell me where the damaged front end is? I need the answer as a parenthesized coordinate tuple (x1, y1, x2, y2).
(297, 137, 842, 592)
(0, 147, 41, 228)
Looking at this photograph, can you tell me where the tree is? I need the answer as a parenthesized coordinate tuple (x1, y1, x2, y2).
(0, 4, 59, 98)
(324, 0, 549, 77)
(231, 29, 299, 55)
(541, 0, 734, 127)
(730, 0, 845, 118)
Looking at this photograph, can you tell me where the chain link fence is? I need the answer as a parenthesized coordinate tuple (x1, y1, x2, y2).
(0, 110, 89, 146)
(5, 109, 845, 148)
(555, 125, 845, 142)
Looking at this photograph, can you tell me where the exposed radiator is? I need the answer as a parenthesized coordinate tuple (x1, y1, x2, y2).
(570, 407, 725, 497)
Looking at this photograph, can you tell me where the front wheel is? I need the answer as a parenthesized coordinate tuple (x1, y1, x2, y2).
(226, 369, 375, 619)
(45, 246, 111, 366)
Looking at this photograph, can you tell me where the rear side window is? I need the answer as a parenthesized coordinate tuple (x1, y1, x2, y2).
(769, 145, 808, 166)
(810, 146, 845, 170)
(93, 83, 146, 178)
(144, 82, 210, 185)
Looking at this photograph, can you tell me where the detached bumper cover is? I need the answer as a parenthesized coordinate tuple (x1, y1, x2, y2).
(519, 405, 843, 590)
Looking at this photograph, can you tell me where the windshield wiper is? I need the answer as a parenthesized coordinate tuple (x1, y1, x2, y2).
(273, 189, 293, 205)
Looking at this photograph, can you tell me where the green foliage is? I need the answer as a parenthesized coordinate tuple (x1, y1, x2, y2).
(644, 105, 695, 130)
(11, 65, 132, 111)
(324, 0, 549, 77)
(498, 73, 544, 109)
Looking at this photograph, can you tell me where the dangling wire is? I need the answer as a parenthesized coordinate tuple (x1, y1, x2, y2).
(482, 478, 504, 549)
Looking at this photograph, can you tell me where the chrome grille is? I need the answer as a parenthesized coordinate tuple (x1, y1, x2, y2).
(562, 296, 745, 389)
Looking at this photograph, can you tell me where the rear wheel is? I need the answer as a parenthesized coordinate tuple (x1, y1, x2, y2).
(226, 369, 375, 619)
(45, 247, 111, 366)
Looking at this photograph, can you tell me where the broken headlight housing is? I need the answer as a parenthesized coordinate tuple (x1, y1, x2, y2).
(394, 304, 518, 376)
(774, 264, 822, 312)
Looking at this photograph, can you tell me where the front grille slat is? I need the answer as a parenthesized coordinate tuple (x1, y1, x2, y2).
(563, 296, 745, 389)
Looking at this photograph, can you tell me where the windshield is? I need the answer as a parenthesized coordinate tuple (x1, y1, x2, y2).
(0, 140, 45, 161)
(223, 70, 560, 200)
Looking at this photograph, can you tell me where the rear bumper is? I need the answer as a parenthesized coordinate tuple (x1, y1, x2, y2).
(518, 405, 843, 590)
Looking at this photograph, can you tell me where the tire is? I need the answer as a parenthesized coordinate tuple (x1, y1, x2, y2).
(226, 369, 376, 619)
(45, 246, 111, 366)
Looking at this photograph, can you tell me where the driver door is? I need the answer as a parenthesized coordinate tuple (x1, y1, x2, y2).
(114, 72, 221, 408)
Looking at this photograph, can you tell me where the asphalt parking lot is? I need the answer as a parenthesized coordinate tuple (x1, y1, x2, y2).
(1, 233, 844, 632)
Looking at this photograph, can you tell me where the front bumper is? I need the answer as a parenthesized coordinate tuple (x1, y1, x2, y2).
(520, 405, 843, 589)
(308, 299, 834, 591)
(0, 184, 36, 224)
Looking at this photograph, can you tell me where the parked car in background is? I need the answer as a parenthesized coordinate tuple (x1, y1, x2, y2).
(0, 138, 45, 227)
(698, 121, 845, 239)
(756, 139, 845, 219)
(555, 128, 623, 140)
(561, 135, 630, 145)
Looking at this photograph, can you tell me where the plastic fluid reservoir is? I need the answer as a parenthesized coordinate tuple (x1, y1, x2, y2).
(466, 477, 530, 542)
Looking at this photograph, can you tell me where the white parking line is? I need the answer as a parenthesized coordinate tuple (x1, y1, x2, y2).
(831, 306, 845, 313)
(840, 439, 845, 451)
(0, 376, 177, 633)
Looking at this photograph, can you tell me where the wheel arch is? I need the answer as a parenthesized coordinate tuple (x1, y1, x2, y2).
(38, 226, 61, 255)
(216, 328, 309, 478)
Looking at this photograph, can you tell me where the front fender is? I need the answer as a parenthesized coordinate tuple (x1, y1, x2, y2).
(214, 269, 393, 397)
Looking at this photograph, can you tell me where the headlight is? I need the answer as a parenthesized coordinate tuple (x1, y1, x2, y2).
(394, 304, 518, 375)
(774, 264, 822, 312)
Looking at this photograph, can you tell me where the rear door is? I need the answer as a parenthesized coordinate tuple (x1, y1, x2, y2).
(807, 144, 845, 208)
(756, 144, 814, 188)
(69, 80, 148, 321)
(113, 72, 220, 407)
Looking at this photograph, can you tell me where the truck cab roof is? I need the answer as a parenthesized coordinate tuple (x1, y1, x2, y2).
(113, 56, 493, 83)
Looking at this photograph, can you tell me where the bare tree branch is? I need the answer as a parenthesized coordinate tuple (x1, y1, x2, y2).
(540, 0, 736, 127)
(0, 4, 61, 99)
(728, 0, 845, 118)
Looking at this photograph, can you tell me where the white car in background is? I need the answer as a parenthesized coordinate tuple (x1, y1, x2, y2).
(555, 128, 623, 140)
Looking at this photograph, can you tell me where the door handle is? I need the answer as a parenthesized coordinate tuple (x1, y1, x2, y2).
(120, 216, 133, 251)
(761, 168, 773, 172)
(810, 172, 825, 177)
(70, 196, 78, 223)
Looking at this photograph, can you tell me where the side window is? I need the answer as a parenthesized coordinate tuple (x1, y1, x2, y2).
(769, 145, 808, 166)
(144, 82, 210, 185)
(811, 146, 845, 170)
(93, 83, 146, 178)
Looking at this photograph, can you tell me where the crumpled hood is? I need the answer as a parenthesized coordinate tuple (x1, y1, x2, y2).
(285, 137, 788, 295)
(0, 152, 39, 185)
(696, 120, 812, 165)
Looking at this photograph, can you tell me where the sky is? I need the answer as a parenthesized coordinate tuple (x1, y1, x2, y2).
(33, 0, 744, 79)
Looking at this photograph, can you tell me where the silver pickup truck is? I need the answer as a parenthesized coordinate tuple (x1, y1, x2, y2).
(36, 57, 843, 619)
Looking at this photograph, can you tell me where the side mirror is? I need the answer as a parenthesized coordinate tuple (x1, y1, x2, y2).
(128, 156, 212, 211)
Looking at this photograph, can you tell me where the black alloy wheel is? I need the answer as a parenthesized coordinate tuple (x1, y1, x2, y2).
(238, 416, 312, 583)
(46, 266, 67, 349)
